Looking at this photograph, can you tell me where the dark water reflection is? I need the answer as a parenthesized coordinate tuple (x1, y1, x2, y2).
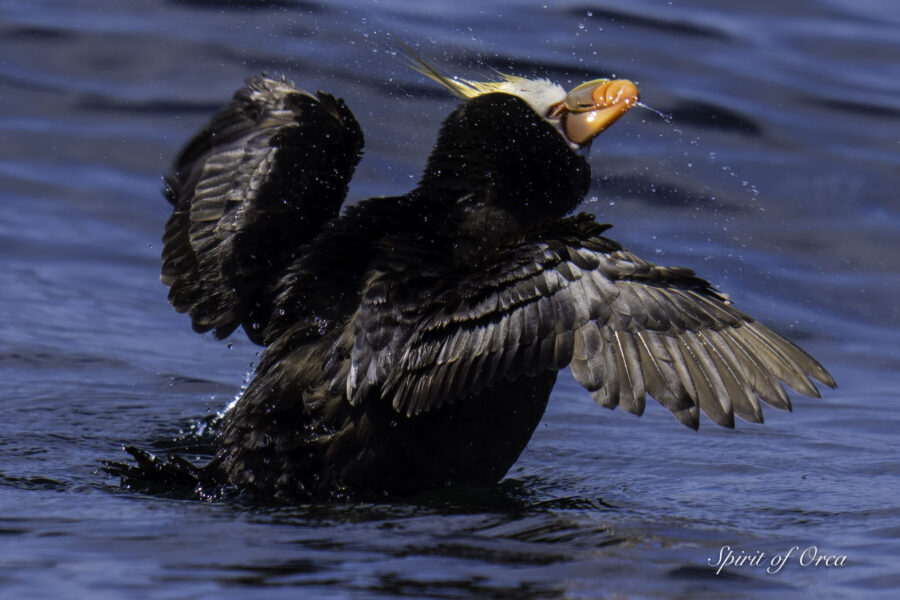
(1, 0, 898, 598)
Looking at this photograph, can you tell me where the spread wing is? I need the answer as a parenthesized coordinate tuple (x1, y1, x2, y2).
(341, 215, 834, 429)
(162, 75, 364, 344)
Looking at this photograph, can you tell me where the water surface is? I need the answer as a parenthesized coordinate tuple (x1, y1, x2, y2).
(1, 0, 899, 598)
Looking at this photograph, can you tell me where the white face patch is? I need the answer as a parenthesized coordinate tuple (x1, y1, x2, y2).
(444, 75, 572, 146)
(403, 51, 575, 146)
(486, 77, 567, 120)
(489, 78, 573, 148)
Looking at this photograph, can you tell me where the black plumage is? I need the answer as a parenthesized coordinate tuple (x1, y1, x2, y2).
(109, 72, 834, 501)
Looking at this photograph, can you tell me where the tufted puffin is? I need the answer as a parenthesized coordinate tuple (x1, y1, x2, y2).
(109, 55, 834, 501)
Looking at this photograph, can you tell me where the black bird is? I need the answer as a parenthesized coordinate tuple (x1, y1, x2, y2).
(112, 58, 834, 501)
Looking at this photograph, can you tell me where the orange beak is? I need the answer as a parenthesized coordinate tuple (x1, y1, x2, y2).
(558, 79, 640, 146)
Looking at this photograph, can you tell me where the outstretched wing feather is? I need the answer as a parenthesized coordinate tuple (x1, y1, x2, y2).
(162, 75, 364, 344)
(336, 215, 833, 427)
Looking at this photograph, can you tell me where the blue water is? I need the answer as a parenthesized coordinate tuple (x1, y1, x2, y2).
(1, 0, 899, 598)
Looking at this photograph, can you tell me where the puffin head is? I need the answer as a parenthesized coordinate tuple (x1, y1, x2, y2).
(407, 48, 641, 232)
(408, 51, 640, 151)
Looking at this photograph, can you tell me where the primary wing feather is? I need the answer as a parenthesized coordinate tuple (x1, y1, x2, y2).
(162, 75, 364, 344)
(342, 214, 834, 427)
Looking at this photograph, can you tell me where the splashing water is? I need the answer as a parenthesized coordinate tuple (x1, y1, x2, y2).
(636, 101, 672, 124)
(633, 99, 764, 216)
